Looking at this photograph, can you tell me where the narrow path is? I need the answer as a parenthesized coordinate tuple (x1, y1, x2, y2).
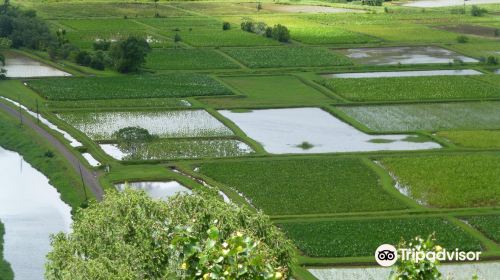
(0, 101, 104, 200)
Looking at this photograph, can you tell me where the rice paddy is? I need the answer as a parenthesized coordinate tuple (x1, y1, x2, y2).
(4, 1, 500, 276)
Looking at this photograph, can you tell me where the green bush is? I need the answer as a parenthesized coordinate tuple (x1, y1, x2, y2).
(471, 5, 487, 16)
(222, 21, 231, 30)
(456, 35, 468, 43)
(272, 24, 290, 43)
(45, 190, 295, 279)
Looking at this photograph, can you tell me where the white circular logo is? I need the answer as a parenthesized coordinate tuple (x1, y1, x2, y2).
(375, 244, 398, 267)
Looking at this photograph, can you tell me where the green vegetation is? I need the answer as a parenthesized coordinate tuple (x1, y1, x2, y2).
(222, 47, 352, 68)
(109, 36, 151, 73)
(200, 75, 334, 108)
(466, 215, 500, 242)
(0, 221, 13, 280)
(145, 49, 239, 70)
(279, 217, 481, 257)
(381, 154, 499, 208)
(118, 139, 254, 160)
(338, 102, 500, 132)
(0, 110, 88, 209)
(437, 130, 500, 148)
(199, 158, 407, 216)
(46, 190, 294, 279)
(29, 74, 232, 100)
(318, 76, 500, 102)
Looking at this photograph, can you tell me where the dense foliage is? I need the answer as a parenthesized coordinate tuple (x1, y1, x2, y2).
(45, 190, 295, 279)
(110, 36, 151, 73)
(279, 217, 481, 257)
(466, 215, 500, 242)
(0, 221, 13, 280)
(199, 158, 407, 215)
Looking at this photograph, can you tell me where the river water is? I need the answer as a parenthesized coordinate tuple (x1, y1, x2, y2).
(0, 146, 72, 280)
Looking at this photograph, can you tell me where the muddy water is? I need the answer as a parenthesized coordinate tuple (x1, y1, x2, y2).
(219, 108, 440, 154)
(0, 146, 72, 280)
(115, 181, 191, 201)
(3, 54, 70, 78)
(341, 46, 478, 65)
(322, 69, 482, 79)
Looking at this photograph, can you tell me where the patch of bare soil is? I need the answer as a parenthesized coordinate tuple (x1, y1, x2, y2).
(435, 24, 500, 38)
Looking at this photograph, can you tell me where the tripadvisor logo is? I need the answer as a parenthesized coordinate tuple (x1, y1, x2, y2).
(375, 244, 481, 267)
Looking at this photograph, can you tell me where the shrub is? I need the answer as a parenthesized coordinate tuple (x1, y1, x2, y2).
(486, 55, 498, 65)
(109, 36, 151, 73)
(89, 51, 106, 70)
(456, 35, 468, 43)
(45, 190, 295, 279)
(495, 29, 500, 37)
(471, 5, 487, 16)
(93, 40, 111, 51)
(272, 24, 290, 43)
(222, 21, 230, 31)
(241, 19, 254, 32)
(363, 0, 383, 6)
(75, 50, 91, 66)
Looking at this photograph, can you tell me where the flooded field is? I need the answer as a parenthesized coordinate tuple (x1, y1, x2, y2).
(219, 108, 440, 154)
(405, 0, 500, 7)
(338, 102, 500, 132)
(339, 46, 478, 65)
(310, 261, 500, 280)
(57, 110, 233, 140)
(3, 53, 70, 78)
(82, 153, 100, 167)
(0, 146, 72, 280)
(100, 139, 253, 160)
(1, 97, 82, 147)
(322, 69, 482, 79)
(115, 181, 191, 201)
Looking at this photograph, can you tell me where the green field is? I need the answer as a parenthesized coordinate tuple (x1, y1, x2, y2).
(279, 217, 482, 257)
(199, 158, 407, 216)
(465, 215, 500, 243)
(145, 49, 239, 70)
(381, 154, 500, 208)
(200, 75, 334, 107)
(318, 76, 500, 102)
(28, 75, 232, 100)
(338, 102, 500, 132)
(59, 19, 146, 31)
(222, 47, 352, 68)
(437, 130, 500, 148)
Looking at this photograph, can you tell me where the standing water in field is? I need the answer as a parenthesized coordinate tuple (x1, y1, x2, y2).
(340, 46, 477, 65)
(321, 69, 482, 79)
(219, 108, 440, 154)
(115, 181, 192, 201)
(405, 0, 500, 7)
(3, 52, 71, 78)
(0, 146, 72, 280)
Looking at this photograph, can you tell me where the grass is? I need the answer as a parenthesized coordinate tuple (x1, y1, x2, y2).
(465, 215, 500, 243)
(344, 24, 460, 43)
(0, 221, 13, 280)
(58, 19, 146, 31)
(337, 102, 500, 132)
(0, 110, 88, 209)
(199, 75, 334, 108)
(318, 76, 500, 102)
(145, 49, 239, 70)
(381, 154, 500, 208)
(199, 157, 408, 216)
(115, 139, 254, 160)
(279, 217, 482, 257)
(28, 75, 233, 100)
(222, 47, 352, 68)
(437, 130, 500, 148)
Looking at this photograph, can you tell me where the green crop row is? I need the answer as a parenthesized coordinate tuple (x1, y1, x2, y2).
(318, 76, 500, 102)
(145, 49, 239, 70)
(279, 217, 482, 257)
(199, 157, 407, 216)
(437, 130, 500, 149)
(381, 154, 500, 208)
(222, 47, 352, 68)
(465, 215, 500, 243)
(28, 74, 233, 101)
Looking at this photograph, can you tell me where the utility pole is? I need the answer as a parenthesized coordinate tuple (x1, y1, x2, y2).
(36, 99, 39, 124)
(79, 163, 89, 203)
(18, 97, 22, 127)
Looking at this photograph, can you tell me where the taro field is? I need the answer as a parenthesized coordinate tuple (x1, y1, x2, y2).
(3, 0, 500, 279)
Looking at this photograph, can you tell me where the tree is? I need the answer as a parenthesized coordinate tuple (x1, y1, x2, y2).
(113, 126, 156, 154)
(257, 2, 262, 11)
(153, 0, 159, 17)
(471, 5, 487, 16)
(109, 36, 151, 73)
(0, 52, 6, 80)
(390, 235, 442, 280)
(45, 190, 295, 279)
(0, 53, 4, 66)
(272, 24, 290, 42)
(222, 21, 231, 31)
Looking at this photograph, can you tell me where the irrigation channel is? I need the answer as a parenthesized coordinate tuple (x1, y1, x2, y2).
(0, 146, 72, 280)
